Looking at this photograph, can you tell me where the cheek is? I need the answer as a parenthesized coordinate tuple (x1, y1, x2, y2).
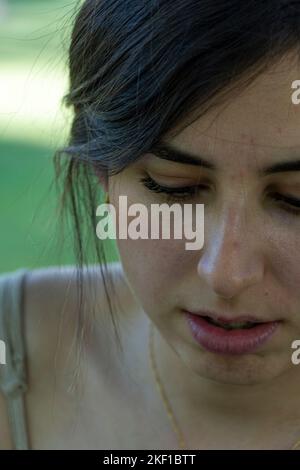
(276, 251, 300, 306)
(268, 232, 300, 290)
(262, 230, 300, 318)
(111, 189, 194, 310)
(117, 237, 188, 311)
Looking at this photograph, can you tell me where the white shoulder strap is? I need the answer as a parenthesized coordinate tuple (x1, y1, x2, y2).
(0, 269, 30, 450)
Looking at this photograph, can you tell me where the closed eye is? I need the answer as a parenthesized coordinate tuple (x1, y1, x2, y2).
(140, 174, 300, 216)
(139, 175, 208, 201)
(270, 192, 300, 215)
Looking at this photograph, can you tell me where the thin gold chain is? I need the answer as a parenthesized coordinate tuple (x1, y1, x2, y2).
(148, 321, 187, 450)
(148, 320, 300, 451)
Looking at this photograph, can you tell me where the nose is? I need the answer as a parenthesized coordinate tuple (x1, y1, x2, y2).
(197, 207, 265, 300)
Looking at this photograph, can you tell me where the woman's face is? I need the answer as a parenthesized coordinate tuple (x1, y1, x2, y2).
(109, 52, 300, 385)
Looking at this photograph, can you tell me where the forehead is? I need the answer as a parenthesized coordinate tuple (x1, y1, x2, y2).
(167, 51, 300, 168)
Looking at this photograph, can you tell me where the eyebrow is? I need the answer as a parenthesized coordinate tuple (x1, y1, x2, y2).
(260, 160, 300, 175)
(150, 142, 300, 176)
(151, 142, 215, 170)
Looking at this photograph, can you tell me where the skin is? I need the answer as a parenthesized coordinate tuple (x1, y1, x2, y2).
(104, 50, 300, 448)
(3, 52, 300, 450)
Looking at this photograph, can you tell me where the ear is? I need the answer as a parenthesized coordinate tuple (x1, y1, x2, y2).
(93, 165, 109, 193)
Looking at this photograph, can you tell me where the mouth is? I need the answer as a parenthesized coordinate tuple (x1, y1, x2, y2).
(186, 308, 279, 328)
(201, 316, 261, 330)
(183, 310, 281, 355)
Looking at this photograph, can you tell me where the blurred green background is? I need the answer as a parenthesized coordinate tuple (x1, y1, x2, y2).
(0, 0, 119, 273)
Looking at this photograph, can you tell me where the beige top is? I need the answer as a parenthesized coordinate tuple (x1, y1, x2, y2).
(0, 269, 30, 450)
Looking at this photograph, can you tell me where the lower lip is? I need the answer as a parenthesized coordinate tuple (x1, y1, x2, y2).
(184, 312, 280, 355)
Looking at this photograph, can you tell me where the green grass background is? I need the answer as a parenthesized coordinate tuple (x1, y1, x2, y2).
(0, 0, 119, 273)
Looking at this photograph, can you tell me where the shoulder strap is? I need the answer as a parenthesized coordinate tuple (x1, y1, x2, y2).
(0, 269, 30, 450)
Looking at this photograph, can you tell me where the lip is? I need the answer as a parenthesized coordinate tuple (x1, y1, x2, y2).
(186, 309, 276, 324)
(183, 310, 281, 355)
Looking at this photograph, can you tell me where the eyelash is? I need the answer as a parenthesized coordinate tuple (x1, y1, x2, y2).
(140, 175, 300, 215)
(270, 192, 300, 215)
(140, 175, 208, 203)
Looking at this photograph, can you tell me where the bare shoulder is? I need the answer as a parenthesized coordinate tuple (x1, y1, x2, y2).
(0, 262, 136, 449)
(23, 261, 133, 360)
(23, 261, 140, 382)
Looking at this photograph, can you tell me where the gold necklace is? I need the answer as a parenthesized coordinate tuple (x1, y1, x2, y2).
(148, 320, 300, 451)
(148, 320, 187, 450)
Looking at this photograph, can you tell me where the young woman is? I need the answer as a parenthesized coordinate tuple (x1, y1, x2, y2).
(1, 0, 300, 450)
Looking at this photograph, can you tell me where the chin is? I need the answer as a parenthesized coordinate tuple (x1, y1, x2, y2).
(183, 346, 290, 385)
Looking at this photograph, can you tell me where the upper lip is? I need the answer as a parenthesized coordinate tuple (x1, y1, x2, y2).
(184, 309, 280, 324)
